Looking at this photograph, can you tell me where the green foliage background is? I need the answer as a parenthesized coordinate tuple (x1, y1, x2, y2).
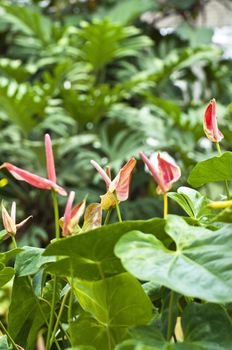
(0, 0, 232, 245)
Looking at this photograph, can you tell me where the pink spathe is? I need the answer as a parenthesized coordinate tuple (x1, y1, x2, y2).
(140, 152, 181, 194)
(1, 134, 67, 196)
(203, 98, 224, 143)
(90, 158, 136, 202)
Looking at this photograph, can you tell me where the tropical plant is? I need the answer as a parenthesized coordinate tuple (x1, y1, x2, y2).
(0, 0, 232, 244)
(0, 99, 232, 349)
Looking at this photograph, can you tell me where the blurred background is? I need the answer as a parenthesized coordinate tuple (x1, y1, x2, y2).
(0, 0, 232, 246)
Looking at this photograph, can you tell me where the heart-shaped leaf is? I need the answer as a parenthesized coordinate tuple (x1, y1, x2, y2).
(188, 152, 232, 187)
(15, 246, 55, 276)
(115, 215, 232, 303)
(71, 273, 153, 349)
(44, 218, 167, 280)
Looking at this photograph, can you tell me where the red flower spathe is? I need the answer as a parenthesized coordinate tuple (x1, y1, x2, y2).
(203, 98, 224, 143)
(1, 134, 67, 196)
(140, 152, 181, 194)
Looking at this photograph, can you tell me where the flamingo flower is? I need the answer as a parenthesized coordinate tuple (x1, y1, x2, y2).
(90, 158, 136, 210)
(0, 134, 67, 196)
(61, 191, 101, 236)
(2, 201, 32, 236)
(203, 98, 224, 143)
(140, 152, 181, 194)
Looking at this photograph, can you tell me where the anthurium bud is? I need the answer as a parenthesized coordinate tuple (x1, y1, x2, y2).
(140, 152, 181, 194)
(1, 202, 32, 236)
(2, 202, 16, 236)
(61, 191, 86, 236)
(91, 158, 136, 208)
(203, 98, 224, 143)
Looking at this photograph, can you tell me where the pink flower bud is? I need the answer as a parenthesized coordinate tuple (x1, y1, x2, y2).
(203, 98, 224, 143)
(91, 158, 136, 209)
(140, 152, 181, 194)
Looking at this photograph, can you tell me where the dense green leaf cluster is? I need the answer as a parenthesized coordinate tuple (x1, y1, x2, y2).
(0, 1, 232, 243)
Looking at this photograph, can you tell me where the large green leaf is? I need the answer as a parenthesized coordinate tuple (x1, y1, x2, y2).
(116, 303, 232, 350)
(115, 215, 232, 303)
(188, 152, 232, 187)
(8, 276, 49, 350)
(14, 246, 55, 276)
(0, 263, 15, 287)
(71, 273, 153, 349)
(182, 303, 232, 349)
(0, 248, 22, 264)
(43, 218, 167, 280)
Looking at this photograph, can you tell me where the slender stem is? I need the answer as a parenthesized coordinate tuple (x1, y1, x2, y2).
(46, 190, 61, 348)
(46, 276, 58, 350)
(216, 142, 230, 199)
(104, 208, 112, 225)
(68, 288, 73, 324)
(216, 141, 221, 155)
(163, 192, 168, 219)
(51, 189, 60, 239)
(0, 320, 19, 350)
(167, 290, 175, 341)
(49, 290, 70, 349)
(68, 272, 74, 326)
(11, 236, 17, 249)
(113, 192, 122, 222)
(27, 277, 61, 350)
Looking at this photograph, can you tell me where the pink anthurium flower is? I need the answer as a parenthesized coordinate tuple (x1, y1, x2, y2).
(140, 152, 181, 195)
(2, 201, 32, 236)
(61, 191, 102, 235)
(203, 98, 224, 143)
(61, 191, 86, 236)
(0, 134, 67, 196)
(90, 158, 136, 209)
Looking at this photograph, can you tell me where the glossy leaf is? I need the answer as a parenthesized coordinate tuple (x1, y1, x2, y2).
(168, 186, 211, 221)
(0, 248, 22, 264)
(182, 303, 232, 349)
(15, 246, 55, 276)
(44, 218, 167, 280)
(8, 276, 49, 350)
(115, 215, 232, 303)
(116, 303, 232, 350)
(0, 263, 15, 287)
(71, 273, 153, 349)
(188, 152, 232, 187)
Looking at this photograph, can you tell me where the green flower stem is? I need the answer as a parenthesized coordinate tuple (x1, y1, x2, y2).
(163, 192, 168, 219)
(113, 192, 122, 222)
(167, 290, 175, 341)
(46, 189, 61, 349)
(0, 320, 19, 350)
(27, 277, 61, 350)
(104, 208, 112, 225)
(46, 275, 58, 350)
(68, 287, 73, 324)
(68, 273, 74, 327)
(11, 236, 17, 249)
(51, 189, 60, 239)
(49, 289, 70, 349)
(216, 142, 230, 199)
